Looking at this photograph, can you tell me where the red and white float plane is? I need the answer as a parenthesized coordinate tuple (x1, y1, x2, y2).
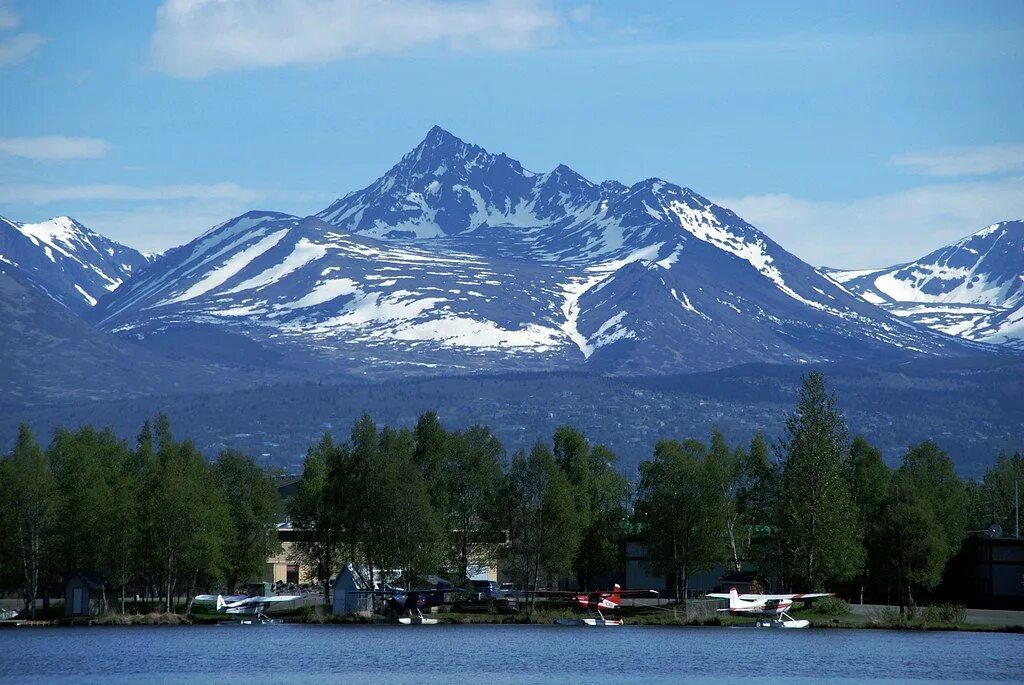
(706, 587, 833, 628)
(539, 584, 659, 626)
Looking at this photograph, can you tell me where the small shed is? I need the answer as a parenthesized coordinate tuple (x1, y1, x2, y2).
(332, 563, 373, 616)
(64, 570, 112, 617)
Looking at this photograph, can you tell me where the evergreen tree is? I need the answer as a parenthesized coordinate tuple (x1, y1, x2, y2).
(776, 372, 862, 589)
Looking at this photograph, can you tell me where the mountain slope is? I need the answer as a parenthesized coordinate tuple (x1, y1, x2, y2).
(826, 220, 1024, 348)
(94, 127, 982, 376)
(0, 215, 152, 314)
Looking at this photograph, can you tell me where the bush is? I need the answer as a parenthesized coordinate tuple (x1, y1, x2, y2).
(868, 606, 913, 630)
(811, 597, 850, 616)
(922, 604, 967, 625)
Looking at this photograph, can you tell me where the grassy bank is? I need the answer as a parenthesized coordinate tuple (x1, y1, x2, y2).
(4, 602, 1021, 632)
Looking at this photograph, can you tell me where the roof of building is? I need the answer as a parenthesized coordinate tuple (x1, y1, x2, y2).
(67, 569, 112, 589)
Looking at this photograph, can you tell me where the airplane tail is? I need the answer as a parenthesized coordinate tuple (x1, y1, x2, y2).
(728, 587, 741, 610)
(216, 595, 226, 612)
(608, 584, 621, 606)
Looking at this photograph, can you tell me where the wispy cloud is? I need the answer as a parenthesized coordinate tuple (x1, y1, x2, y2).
(0, 1, 19, 30)
(152, 0, 560, 78)
(716, 177, 1024, 269)
(891, 143, 1024, 177)
(0, 182, 262, 204)
(0, 30, 43, 67)
(0, 136, 112, 161)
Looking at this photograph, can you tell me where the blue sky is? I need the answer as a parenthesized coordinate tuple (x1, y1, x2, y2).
(1, 0, 1022, 266)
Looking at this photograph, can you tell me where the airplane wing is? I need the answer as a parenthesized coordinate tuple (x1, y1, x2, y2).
(616, 590, 660, 597)
(194, 594, 247, 603)
(739, 593, 833, 601)
(246, 595, 303, 604)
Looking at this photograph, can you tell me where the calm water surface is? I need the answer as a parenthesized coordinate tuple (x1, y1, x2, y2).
(0, 624, 1022, 684)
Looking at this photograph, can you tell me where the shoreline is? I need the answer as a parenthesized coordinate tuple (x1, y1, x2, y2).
(3, 611, 1022, 633)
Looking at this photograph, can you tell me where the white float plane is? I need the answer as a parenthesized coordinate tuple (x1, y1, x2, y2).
(194, 593, 303, 624)
(706, 587, 833, 629)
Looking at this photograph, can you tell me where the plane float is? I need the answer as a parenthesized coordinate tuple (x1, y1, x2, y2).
(535, 584, 659, 626)
(706, 587, 833, 628)
(193, 593, 303, 625)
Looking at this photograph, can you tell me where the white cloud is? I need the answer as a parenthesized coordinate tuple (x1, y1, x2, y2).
(0, 182, 262, 205)
(716, 177, 1024, 269)
(891, 143, 1024, 177)
(568, 4, 591, 22)
(0, 1, 19, 30)
(0, 136, 112, 161)
(0, 31, 44, 67)
(73, 202, 266, 254)
(152, 0, 560, 78)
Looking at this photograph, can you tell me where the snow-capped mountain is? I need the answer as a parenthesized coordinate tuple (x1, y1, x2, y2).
(0, 215, 152, 313)
(93, 127, 980, 376)
(826, 220, 1024, 349)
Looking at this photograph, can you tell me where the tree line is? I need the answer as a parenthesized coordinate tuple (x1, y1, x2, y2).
(0, 417, 279, 618)
(1, 372, 1020, 617)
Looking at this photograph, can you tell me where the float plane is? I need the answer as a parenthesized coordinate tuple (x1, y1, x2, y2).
(537, 584, 659, 626)
(350, 586, 463, 624)
(194, 593, 303, 624)
(706, 587, 833, 628)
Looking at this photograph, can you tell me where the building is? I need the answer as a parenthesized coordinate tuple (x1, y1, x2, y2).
(64, 570, 113, 617)
(264, 522, 314, 586)
(332, 564, 373, 615)
(943, 535, 1024, 609)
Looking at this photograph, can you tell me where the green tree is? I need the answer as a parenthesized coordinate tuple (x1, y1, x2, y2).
(504, 441, 579, 614)
(214, 450, 280, 592)
(0, 425, 57, 618)
(705, 428, 743, 573)
(884, 473, 949, 611)
(776, 372, 862, 589)
(376, 425, 441, 585)
(737, 432, 781, 584)
(553, 426, 627, 587)
(978, 452, 1023, 536)
(441, 425, 503, 583)
(846, 436, 891, 602)
(288, 433, 341, 601)
(48, 426, 139, 612)
(573, 444, 627, 589)
(413, 411, 449, 497)
(634, 438, 726, 604)
(900, 441, 968, 557)
(147, 421, 232, 613)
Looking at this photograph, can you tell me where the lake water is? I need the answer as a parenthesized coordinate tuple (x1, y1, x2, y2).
(0, 624, 1022, 684)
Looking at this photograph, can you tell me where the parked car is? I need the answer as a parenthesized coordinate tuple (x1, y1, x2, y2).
(470, 579, 500, 600)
